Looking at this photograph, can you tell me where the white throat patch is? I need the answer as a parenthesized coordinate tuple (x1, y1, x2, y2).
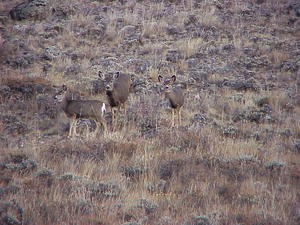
(101, 103, 106, 117)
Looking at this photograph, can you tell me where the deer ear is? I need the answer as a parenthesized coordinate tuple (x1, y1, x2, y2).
(130, 74, 135, 81)
(114, 71, 120, 79)
(171, 75, 176, 82)
(158, 75, 163, 82)
(98, 71, 104, 79)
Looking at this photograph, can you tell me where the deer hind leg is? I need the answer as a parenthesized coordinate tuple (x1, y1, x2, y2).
(178, 108, 182, 126)
(74, 120, 80, 137)
(175, 108, 179, 128)
(111, 108, 116, 131)
(102, 120, 107, 136)
(172, 108, 175, 128)
(69, 116, 77, 138)
(85, 122, 90, 139)
(92, 121, 99, 138)
(113, 106, 121, 130)
(122, 103, 127, 120)
(93, 119, 107, 137)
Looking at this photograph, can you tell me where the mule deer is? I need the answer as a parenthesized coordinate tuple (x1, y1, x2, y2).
(158, 75, 184, 127)
(105, 72, 132, 126)
(54, 85, 107, 138)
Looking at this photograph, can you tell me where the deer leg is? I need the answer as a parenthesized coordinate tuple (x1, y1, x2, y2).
(69, 116, 76, 138)
(176, 109, 179, 128)
(74, 119, 79, 137)
(112, 108, 116, 131)
(178, 108, 181, 126)
(123, 103, 127, 120)
(85, 122, 90, 139)
(102, 120, 107, 136)
(93, 121, 99, 137)
(114, 106, 120, 130)
(172, 108, 175, 128)
(110, 108, 114, 130)
(68, 121, 72, 138)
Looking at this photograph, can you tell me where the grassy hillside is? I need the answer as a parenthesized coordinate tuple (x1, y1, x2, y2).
(0, 0, 299, 224)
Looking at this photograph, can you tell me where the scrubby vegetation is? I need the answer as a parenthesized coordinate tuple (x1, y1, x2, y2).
(0, 0, 299, 224)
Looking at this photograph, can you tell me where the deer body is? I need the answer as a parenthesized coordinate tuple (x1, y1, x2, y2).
(158, 75, 184, 127)
(106, 72, 131, 126)
(165, 86, 184, 109)
(55, 85, 107, 138)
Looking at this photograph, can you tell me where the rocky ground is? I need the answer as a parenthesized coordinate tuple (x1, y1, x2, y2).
(0, 0, 299, 224)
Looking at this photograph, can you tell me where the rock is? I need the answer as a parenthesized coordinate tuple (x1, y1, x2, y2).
(147, 180, 169, 194)
(264, 161, 285, 173)
(190, 24, 220, 41)
(166, 25, 179, 35)
(229, 93, 245, 103)
(119, 25, 136, 37)
(0, 114, 29, 135)
(4, 159, 37, 173)
(75, 199, 92, 215)
(184, 215, 210, 225)
(2, 215, 21, 225)
(220, 77, 259, 91)
(232, 106, 272, 123)
(184, 14, 198, 27)
(254, 96, 269, 107)
(139, 117, 156, 138)
(64, 63, 82, 76)
(9, 0, 50, 21)
(280, 57, 299, 73)
(120, 222, 140, 225)
(0, 135, 8, 148)
(4, 81, 52, 99)
(137, 198, 158, 214)
(0, 201, 23, 225)
(132, 59, 150, 74)
(0, 15, 9, 25)
(91, 78, 106, 95)
(166, 49, 183, 62)
(122, 165, 148, 181)
(222, 125, 239, 137)
(287, 0, 300, 17)
(35, 168, 54, 187)
(43, 46, 62, 60)
(10, 153, 28, 163)
(0, 185, 21, 198)
(191, 114, 207, 126)
(35, 168, 54, 177)
(80, 27, 106, 40)
(158, 216, 174, 225)
(188, 70, 209, 83)
(292, 139, 300, 152)
(37, 94, 60, 119)
(51, 7, 69, 20)
(0, 85, 11, 98)
(234, 55, 270, 70)
(43, 24, 64, 38)
(158, 159, 184, 180)
(89, 181, 121, 199)
(6, 54, 37, 69)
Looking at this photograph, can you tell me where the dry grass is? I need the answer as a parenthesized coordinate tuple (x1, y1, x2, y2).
(0, 0, 299, 224)
(176, 38, 204, 59)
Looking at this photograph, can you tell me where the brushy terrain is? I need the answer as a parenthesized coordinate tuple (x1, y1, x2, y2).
(0, 0, 299, 224)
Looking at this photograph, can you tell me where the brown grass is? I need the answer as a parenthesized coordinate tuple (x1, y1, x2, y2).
(0, 0, 299, 224)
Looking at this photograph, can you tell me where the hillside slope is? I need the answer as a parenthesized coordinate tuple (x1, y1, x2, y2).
(0, 0, 299, 224)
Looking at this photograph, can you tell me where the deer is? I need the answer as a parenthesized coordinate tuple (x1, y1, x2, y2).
(54, 85, 107, 138)
(158, 75, 184, 127)
(105, 72, 132, 127)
